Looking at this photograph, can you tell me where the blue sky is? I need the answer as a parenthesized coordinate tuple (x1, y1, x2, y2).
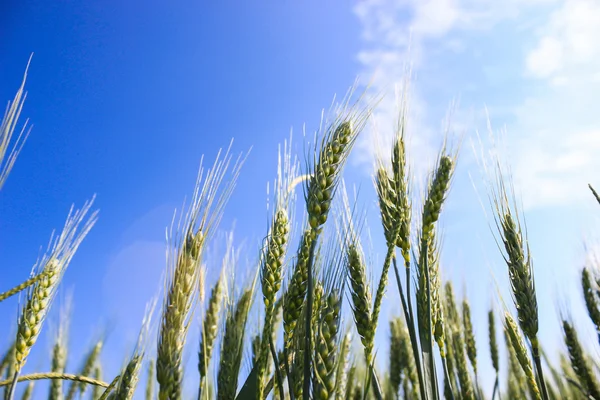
(2, 0, 600, 397)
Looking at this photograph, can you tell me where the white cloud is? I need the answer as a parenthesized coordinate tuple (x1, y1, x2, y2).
(350, 0, 600, 390)
(526, 37, 564, 78)
(353, 0, 600, 209)
(351, 0, 539, 179)
(511, 0, 600, 208)
(526, 0, 600, 82)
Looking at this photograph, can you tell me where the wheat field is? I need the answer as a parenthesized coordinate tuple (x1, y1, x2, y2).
(2, 62, 600, 400)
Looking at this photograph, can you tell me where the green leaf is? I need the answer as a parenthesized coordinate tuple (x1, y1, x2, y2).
(235, 363, 258, 400)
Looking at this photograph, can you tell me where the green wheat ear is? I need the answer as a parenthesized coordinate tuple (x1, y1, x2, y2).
(462, 300, 477, 375)
(388, 318, 403, 399)
(504, 313, 541, 400)
(114, 299, 155, 400)
(563, 319, 600, 399)
(9, 199, 98, 400)
(313, 289, 342, 400)
(66, 338, 103, 400)
(256, 137, 297, 399)
(157, 147, 244, 400)
(217, 287, 253, 400)
(582, 267, 600, 343)
(346, 241, 373, 365)
(199, 274, 224, 392)
(488, 309, 499, 373)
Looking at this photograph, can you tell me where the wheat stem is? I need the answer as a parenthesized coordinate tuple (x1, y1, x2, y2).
(0, 273, 46, 303)
(146, 361, 154, 400)
(0, 373, 110, 388)
(97, 375, 121, 400)
(392, 258, 425, 400)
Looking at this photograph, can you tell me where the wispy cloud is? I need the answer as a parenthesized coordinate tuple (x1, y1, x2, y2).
(352, 0, 600, 209)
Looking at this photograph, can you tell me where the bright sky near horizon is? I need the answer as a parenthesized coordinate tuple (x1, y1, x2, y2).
(2, 0, 600, 398)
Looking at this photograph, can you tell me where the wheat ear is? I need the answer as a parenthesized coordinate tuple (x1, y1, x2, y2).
(114, 300, 155, 400)
(0, 273, 48, 303)
(199, 274, 224, 396)
(0, 344, 14, 381)
(0, 56, 31, 190)
(372, 91, 411, 340)
(488, 309, 500, 400)
(217, 288, 252, 400)
(582, 268, 600, 344)
(490, 164, 549, 399)
(302, 97, 370, 398)
(563, 319, 600, 399)
(19, 381, 33, 400)
(504, 313, 541, 400)
(91, 366, 103, 400)
(65, 338, 103, 400)
(9, 199, 97, 400)
(313, 286, 342, 400)
(256, 209, 290, 398)
(346, 241, 373, 366)
(388, 318, 403, 400)
(157, 147, 244, 400)
(462, 300, 477, 376)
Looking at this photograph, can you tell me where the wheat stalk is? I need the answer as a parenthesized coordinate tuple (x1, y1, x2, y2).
(8, 199, 97, 400)
(283, 230, 311, 351)
(589, 184, 600, 205)
(49, 297, 71, 400)
(216, 287, 252, 400)
(582, 267, 600, 344)
(462, 300, 477, 377)
(301, 95, 371, 398)
(451, 327, 474, 400)
(0, 373, 109, 388)
(346, 241, 373, 366)
(313, 288, 342, 400)
(257, 209, 290, 398)
(0, 344, 14, 382)
(504, 313, 541, 400)
(333, 331, 351, 400)
(389, 318, 404, 400)
(199, 275, 224, 396)
(97, 375, 120, 400)
(503, 321, 528, 398)
(372, 88, 411, 342)
(488, 161, 549, 399)
(65, 338, 103, 400)
(563, 319, 600, 399)
(488, 309, 500, 400)
(157, 147, 244, 400)
(0, 273, 48, 303)
(443, 283, 460, 400)
(114, 299, 155, 400)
